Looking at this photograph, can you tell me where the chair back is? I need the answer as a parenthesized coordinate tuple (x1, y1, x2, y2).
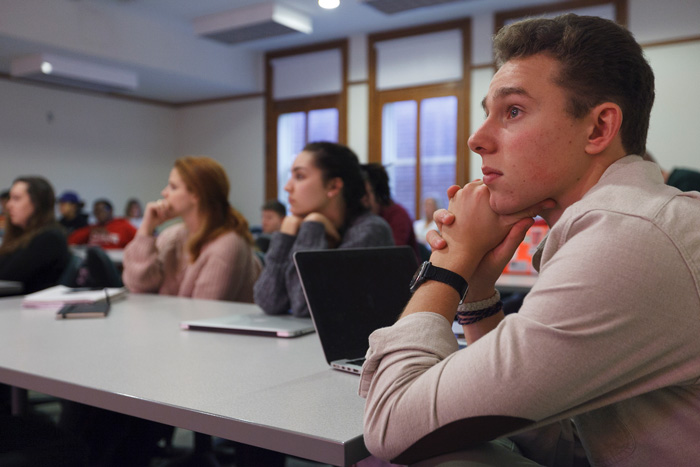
(58, 255, 83, 287)
(75, 247, 124, 288)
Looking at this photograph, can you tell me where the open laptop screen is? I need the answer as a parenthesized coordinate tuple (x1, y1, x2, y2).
(294, 246, 417, 366)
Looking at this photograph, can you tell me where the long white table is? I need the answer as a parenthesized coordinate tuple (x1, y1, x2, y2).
(0, 294, 369, 466)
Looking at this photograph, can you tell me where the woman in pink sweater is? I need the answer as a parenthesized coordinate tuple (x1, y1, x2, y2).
(122, 156, 261, 302)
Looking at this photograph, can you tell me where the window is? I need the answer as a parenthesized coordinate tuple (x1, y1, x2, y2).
(370, 21, 469, 219)
(276, 108, 339, 205)
(381, 96, 457, 219)
(265, 42, 347, 201)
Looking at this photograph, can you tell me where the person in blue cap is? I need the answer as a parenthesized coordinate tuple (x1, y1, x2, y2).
(57, 190, 88, 234)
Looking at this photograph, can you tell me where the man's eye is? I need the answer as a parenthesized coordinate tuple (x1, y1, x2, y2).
(508, 107, 520, 118)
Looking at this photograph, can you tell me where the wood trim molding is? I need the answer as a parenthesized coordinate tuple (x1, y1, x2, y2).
(263, 39, 348, 200)
(495, 0, 628, 33)
(368, 18, 471, 214)
(641, 34, 700, 49)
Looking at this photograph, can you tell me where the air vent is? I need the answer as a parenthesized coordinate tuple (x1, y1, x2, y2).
(10, 53, 138, 93)
(193, 2, 312, 45)
(361, 0, 468, 15)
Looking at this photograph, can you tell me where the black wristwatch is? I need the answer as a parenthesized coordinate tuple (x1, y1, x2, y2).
(409, 261, 469, 304)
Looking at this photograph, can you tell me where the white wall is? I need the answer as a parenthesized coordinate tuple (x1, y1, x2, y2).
(173, 97, 265, 226)
(0, 79, 176, 217)
(463, 0, 700, 180)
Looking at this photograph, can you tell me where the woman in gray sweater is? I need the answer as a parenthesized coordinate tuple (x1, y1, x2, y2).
(254, 142, 393, 317)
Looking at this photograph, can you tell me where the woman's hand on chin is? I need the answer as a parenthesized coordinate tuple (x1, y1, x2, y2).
(139, 199, 173, 236)
(303, 213, 340, 247)
(280, 215, 304, 236)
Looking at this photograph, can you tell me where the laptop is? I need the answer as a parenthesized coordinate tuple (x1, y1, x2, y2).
(180, 312, 315, 338)
(294, 246, 418, 374)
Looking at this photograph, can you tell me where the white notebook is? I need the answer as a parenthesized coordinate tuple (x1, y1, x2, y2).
(22, 285, 127, 309)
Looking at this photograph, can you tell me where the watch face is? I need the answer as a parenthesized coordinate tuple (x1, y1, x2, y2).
(409, 261, 430, 293)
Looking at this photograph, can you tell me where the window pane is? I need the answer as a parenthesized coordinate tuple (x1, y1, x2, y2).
(277, 112, 306, 205)
(382, 101, 417, 219)
(308, 108, 339, 143)
(420, 96, 457, 213)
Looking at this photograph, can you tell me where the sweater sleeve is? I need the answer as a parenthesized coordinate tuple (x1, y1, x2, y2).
(340, 213, 394, 248)
(284, 221, 328, 317)
(255, 215, 394, 317)
(254, 231, 296, 315)
(360, 211, 700, 463)
(122, 232, 167, 293)
(254, 221, 330, 317)
(189, 233, 260, 301)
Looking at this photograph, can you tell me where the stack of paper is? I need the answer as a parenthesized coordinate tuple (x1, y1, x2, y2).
(22, 285, 127, 309)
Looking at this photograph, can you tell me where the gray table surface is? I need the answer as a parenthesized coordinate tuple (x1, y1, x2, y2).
(0, 280, 23, 297)
(0, 294, 370, 466)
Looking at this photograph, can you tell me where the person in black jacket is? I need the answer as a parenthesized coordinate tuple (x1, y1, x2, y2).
(0, 176, 69, 294)
(57, 190, 89, 234)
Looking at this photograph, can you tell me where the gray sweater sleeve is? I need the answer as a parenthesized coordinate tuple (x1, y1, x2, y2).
(254, 213, 394, 317)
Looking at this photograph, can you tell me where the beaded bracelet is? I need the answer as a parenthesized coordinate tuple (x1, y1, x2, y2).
(456, 290, 502, 325)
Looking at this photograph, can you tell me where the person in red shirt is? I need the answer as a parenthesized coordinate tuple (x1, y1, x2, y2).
(362, 163, 421, 261)
(68, 198, 136, 249)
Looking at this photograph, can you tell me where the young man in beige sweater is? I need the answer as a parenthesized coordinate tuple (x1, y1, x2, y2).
(360, 14, 700, 467)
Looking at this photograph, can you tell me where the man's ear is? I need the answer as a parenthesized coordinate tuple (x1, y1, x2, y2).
(326, 177, 344, 198)
(585, 102, 623, 155)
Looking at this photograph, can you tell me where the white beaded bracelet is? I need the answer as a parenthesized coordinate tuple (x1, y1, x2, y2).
(457, 290, 501, 312)
(455, 290, 502, 325)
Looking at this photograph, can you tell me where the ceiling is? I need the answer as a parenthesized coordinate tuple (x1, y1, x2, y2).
(0, 0, 560, 104)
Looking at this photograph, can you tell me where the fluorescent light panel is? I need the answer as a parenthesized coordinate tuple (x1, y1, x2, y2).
(10, 53, 138, 93)
(193, 2, 312, 45)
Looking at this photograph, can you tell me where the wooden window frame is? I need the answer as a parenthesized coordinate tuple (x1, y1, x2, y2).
(265, 40, 348, 201)
(368, 19, 471, 216)
(495, 0, 628, 33)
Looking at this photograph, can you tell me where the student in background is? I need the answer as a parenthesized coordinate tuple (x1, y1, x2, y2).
(413, 196, 438, 247)
(124, 197, 143, 228)
(123, 156, 261, 301)
(255, 199, 286, 253)
(255, 142, 393, 317)
(261, 199, 285, 234)
(57, 190, 89, 234)
(0, 176, 69, 294)
(68, 199, 137, 249)
(642, 151, 700, 192)
(361, 14, 700, 466)
(0, 189, 9, 234)
(362, 162, 420, 261)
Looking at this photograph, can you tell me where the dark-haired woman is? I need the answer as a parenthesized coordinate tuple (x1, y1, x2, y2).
(254, 142, 394, 317)
(123, 156, 261, 301)
(0, 176, 69, 294)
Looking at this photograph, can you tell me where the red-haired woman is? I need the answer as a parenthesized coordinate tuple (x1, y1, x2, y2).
(123, 156, 261, 301)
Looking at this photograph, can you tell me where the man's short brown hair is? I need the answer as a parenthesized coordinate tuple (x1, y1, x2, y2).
(493, 14, 655, 156)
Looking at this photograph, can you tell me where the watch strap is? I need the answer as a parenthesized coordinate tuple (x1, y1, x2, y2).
(412, 261, 469, 304)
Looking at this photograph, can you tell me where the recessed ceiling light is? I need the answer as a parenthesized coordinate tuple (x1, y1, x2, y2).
(319, 0, 340, 9)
